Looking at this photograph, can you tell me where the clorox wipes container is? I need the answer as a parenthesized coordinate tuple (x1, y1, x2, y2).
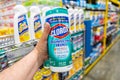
(45, 8, 72, 72)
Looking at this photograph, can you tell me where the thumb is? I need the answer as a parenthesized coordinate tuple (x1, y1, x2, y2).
(41, 23, 51, 41)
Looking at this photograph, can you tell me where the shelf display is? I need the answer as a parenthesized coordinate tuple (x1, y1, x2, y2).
(0, 0, 120, 80)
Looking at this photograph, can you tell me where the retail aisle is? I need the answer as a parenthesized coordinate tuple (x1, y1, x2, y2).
(83, 40, 120, 80)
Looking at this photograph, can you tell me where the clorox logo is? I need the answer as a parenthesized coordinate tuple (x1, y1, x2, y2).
(50, 24, 69, 39)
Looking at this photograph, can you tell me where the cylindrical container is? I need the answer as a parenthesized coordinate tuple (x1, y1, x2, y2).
(75, 8, 79, 32)
(14, 5, 30, 44)
(46, 8, 72, 72)
(29, 6, 42, 40)
(79, 9, 83, 31)
(41, 7, 51, 31)
(68, 8, 74, 34)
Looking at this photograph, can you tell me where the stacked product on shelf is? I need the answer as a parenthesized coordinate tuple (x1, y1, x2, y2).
(0, 0, 61, 71)
(30, 0, 85, 80)
(62, 0, 85, 79)
(84, 0, 120, 76)
(6, 0, 84, 80)
(0, 1, 15, 47)
(0, 0, 16, 71)
(0, 0, 120, 80)
(84, 0, 105, 68)
(0, 0, 57, 71)
(107, 1, 120, 47)
(34, 0, 120, 80)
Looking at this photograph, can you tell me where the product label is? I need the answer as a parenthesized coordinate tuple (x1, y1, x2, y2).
(70, 14, 74, 33)
(81, 14, 84, 23)
(18, 15, 30, 42)
(71, 36, 77, 52)
(50, 24, 69, 39)
(46, 8, 72, 67)
(76, 14, 79, 31)
(90, 11, 94, 21)
(34, 14, 42, 39)
(44, 59, 50, 68)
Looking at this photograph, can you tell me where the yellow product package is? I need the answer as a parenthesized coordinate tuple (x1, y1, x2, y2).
(52, 73, 59, 80)
(33, 71, 43, 80)
(42, 68, 52, 78)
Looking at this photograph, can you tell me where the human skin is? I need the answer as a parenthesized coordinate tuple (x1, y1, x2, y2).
(0, 23, 51, 80)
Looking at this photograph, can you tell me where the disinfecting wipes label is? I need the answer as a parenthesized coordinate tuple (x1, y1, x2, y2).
(46, 8, 72, 67)
(55, 46, 69, 58)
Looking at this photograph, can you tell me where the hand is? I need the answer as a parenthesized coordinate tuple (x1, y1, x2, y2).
(0, 23, 51, 80)
(34, 23, 51, 65)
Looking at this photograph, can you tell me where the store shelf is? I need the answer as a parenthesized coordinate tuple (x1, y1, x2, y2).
(0, 0, 120, 80)
(108, 10, 120, 12)
(0, 34, 13, 38)
(92, 24, 105, 28)
(71, 30, 84, 37)
(84, 35, 120, 75)
(66, 49, 84, 80)
(66, 68, 83, 80)
(107, 29, 116, 36)
(8, 56, 22, 65)
(85, 8, 105, 11)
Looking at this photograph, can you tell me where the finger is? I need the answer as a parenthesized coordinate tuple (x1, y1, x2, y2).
(44, 55, 48, 60)
(41, 23, 51, 41)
